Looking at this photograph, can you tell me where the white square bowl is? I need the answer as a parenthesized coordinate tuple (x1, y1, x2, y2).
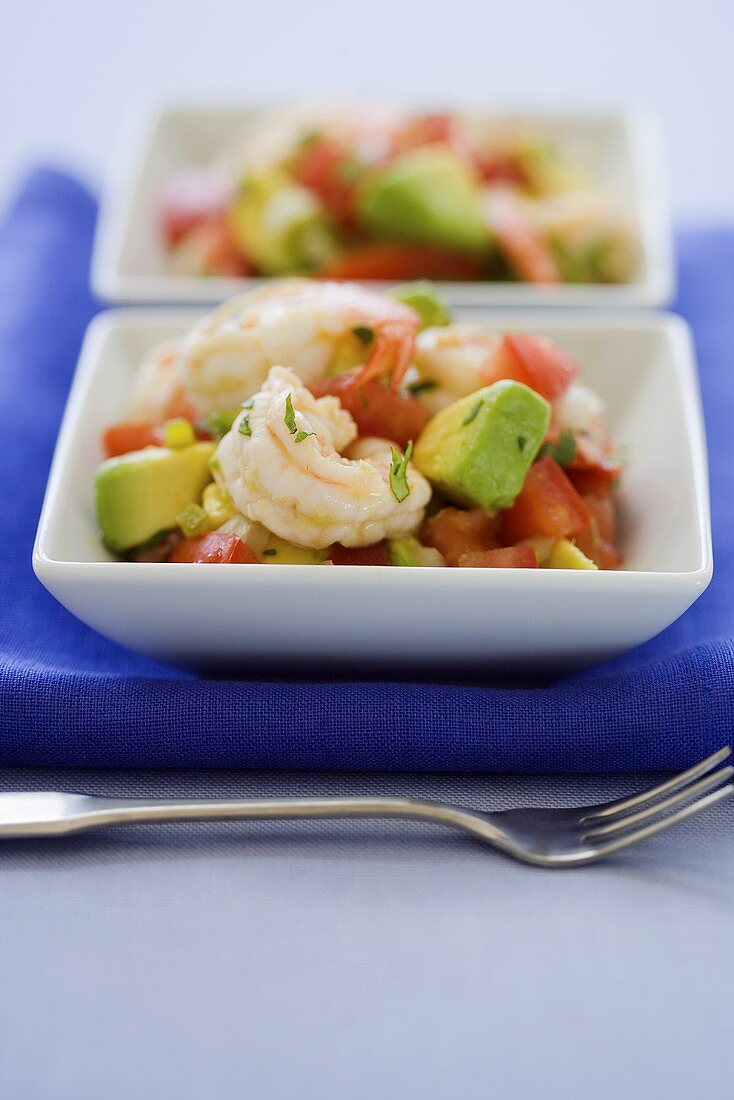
(91, 102, 675, 309)
(33, 309, 711, 673)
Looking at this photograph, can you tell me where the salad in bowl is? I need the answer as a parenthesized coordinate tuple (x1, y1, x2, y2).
(160, 103, 635, 287)
(94, 280, 622, 571)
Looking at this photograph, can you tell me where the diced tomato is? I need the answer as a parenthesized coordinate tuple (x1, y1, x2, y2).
(574, 525, 620, 570)
(481, 334, 577, 403)
(421, 507, 502, 566)
(309, 369, 430, 449)
(563, 434, 622, 498)
(161, 169, 232, 248)
(584, 494, 617, 544)
(566, 466, 619, 496)
(314, 242, 485, 282)
(501, 456, 591, 543)
(330, 542, 391, 565)
(458, 547, 538, 568)
(574, 493, 621, 570)
(475, 156, 527, 187)
(169, 533, 257, 564)
(294, 137, 358, 222)
(483, 185, 561, 284)
(103, 421, 164, 457)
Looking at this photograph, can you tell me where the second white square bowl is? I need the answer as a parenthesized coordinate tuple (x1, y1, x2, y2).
(91, 102, 675, 309)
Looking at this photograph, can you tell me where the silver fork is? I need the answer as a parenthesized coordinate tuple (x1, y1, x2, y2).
(0, 747, 730, 867)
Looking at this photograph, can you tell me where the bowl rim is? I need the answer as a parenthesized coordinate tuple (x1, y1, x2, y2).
(90, 97, 676, 308)
(32, 307, 712, 591)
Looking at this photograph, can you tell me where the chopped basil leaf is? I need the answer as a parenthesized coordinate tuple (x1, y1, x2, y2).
(462, 400, 482, 427)
(284, 393, 298, 434)
(294, 429, 314, 443)
(389, 440, 413, 503)
(241, 398, 254, 410)
(540, 429, 577, 466)
(262, 548, 277, 557)
(406, 379, 438, 396)
(352, 325, 374, 346)
(238, 416, 252, 437)
(517, 435, 527, 452)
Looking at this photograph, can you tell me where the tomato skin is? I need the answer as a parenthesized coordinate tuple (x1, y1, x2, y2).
(421, 507, 502, 566)
(330, 542, 391, 565)
(501, 456, 591, 543)
(314, 242, 485, 282)
(481, 334, 576, 403)
(169, 533, 257, 564)
(309, 370, 430, 449)
(103, 422, 164, 457)
(458, 546, 538, 568)
(161, 169, 231, 247)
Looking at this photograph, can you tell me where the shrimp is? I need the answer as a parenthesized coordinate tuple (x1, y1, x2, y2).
(413, 324, 501, 414)
(536, 190, 635, 283)
(216, 101, 405, 181)
(130, 280, 419, 421)
(215, 366, 430, 549)
(554, 382, 607, 447)
(128, 338, 191, 422)
(482, 185, 561, 284)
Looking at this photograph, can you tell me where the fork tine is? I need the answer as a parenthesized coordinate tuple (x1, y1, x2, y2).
(588, 784, 733, 859)
(582, 746, 732, 822)
(583, 766, 734, 839)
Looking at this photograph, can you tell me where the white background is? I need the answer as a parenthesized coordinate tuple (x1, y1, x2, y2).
(1, 0, 733, 219)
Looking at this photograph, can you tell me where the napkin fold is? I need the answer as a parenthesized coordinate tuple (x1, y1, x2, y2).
(1, 168, 733, 771)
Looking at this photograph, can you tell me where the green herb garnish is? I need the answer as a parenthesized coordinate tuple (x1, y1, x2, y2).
(389, 440, 414, 504)
(462, 400, 483, 427)
(294, 430, 314, 443)
(406, 379, 438, 397)
(262, 548, 277, 557)
(198, 408, 240, 441)
(540, 429, 577, 466)
(517, 435, 527, 452)
(284, 393, 298, 434)
(238, 416, 252, 437)
(352, 325, 375, 346)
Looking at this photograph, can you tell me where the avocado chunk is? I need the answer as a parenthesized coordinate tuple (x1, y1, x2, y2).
(388, 536, 445, 567)
(260, 534, 330, 564)
(413, 381, 551, 512)
(230, 171, 339, 274)
(96, 442, 215, 553)
(390, 281, 452, 330)
(357, 148, 491, 254)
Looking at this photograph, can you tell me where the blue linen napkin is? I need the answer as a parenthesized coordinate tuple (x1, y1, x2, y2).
(1, 167, 732, 771)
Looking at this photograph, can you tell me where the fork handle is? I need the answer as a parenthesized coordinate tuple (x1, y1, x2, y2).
(48, 795, 504, 846)
(72, 795, 474, 830)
